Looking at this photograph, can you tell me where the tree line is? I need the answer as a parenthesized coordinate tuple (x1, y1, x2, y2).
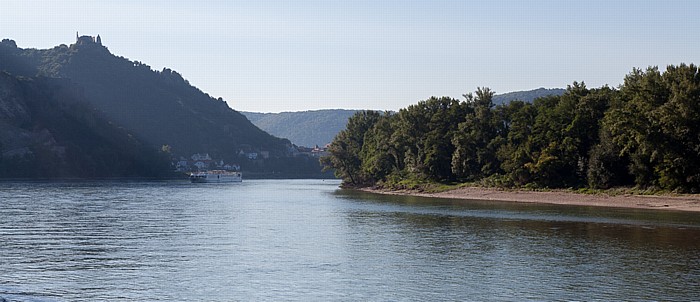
(321, 64, 700, 193)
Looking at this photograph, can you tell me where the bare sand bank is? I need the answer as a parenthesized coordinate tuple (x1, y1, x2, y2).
(360, 186, 700, 212)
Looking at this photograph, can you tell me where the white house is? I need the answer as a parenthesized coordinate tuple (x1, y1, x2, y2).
(191, 153, 212, 161)
(175, 157, 189, 172)
(193, 161, 208, 170)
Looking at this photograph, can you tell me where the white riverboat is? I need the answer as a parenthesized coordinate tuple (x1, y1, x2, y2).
(190, 170, 242, 183)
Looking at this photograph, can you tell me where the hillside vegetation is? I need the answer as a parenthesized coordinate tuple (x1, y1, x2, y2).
(242, 89, 564, 148)
(0, 38, 290, 162)
(242, 109, 358, 147)
(0, 71, 170, 178)
(1, 37, 335, 178)
(322, 64, 700, 193)
(492, 88, 565, 105)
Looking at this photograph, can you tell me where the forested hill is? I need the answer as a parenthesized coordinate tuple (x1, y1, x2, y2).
(322, 64, 700, 193)
(492, 88, 565, 104)
(0, 38, 290, 161)
(242, 90, 563, 148)
(242, 109, 358, 147)
(0, 71, 170, 178)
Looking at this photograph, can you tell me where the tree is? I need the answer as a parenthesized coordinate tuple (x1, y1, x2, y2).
(603, 64, 700, 192)
(520, 82, 612, 188)
(392, 96, 466, 181)
(322, 64, 700, 191)
(496, 100, 537, 186)
(587, 129, 630, 189)
(359, 113, 398, 182)
(451, 87, 498, 180)
(321, 111, 382, 186)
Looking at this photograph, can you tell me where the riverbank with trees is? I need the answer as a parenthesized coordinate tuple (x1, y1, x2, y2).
(322, 64, 700, 200)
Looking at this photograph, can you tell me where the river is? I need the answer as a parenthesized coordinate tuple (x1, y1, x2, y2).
(1, 179, 699, 301)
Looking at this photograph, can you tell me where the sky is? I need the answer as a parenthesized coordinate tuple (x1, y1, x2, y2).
(2, 0, 699, 113)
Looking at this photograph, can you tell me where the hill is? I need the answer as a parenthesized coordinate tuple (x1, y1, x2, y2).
(492, 88, 565, 105)
(241, 89, 564, 148)
(242, 109, 358, 147)
(0, 71, 170, 178)
(0, 37, 290, 163)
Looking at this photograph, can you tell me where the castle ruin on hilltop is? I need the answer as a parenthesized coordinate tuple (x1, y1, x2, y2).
(75, 32, 101, 46)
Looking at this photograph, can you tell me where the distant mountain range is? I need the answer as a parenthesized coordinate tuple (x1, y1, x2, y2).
(242, 110, 358, 147)
(492, 87, 565, 104)
(242, 88, 565, 147)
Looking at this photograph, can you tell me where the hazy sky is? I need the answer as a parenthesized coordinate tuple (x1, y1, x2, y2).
(2, 0, 699, 112)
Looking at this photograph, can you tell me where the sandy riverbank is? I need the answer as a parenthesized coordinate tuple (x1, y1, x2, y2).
(360, 186, 700, 212)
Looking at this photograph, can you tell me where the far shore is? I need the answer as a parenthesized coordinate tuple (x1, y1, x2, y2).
(360, 186, 700, 212)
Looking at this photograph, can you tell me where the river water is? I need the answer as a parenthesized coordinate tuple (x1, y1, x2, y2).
(0, 179, 699, 301)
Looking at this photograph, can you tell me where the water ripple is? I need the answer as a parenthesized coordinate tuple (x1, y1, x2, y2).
(0, 180, 699, 301)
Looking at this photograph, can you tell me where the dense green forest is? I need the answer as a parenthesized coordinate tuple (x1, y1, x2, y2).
(0, 72, 171, 178)
(322, 64, 700, 193)
(241, 89, 565, 148)
(0, 38, 290, 160)
(1, 37, 336, 178)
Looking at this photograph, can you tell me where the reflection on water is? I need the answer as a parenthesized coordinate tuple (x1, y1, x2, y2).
(1, 180, 699, 301)
(336, 190, 700, 301)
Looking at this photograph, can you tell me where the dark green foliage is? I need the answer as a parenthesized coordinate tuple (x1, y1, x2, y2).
(587, 130, 631, 189)
(0, 39, 290, 162)
(243, 89, 566, 153)
(452, 88, 498, 180)
(359, 114, 398, 181)
(603, 64, 700, 192)
(0, 73, 171, 178)
(521, 83, 612, 188)
(399, 96, 466, 181)
(495, 100, 537, 186)
(321, 111, 382, 185)
(323, 64, 700, 192)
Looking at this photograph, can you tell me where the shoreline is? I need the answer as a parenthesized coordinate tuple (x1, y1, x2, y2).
(360, 186, 700, 212)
